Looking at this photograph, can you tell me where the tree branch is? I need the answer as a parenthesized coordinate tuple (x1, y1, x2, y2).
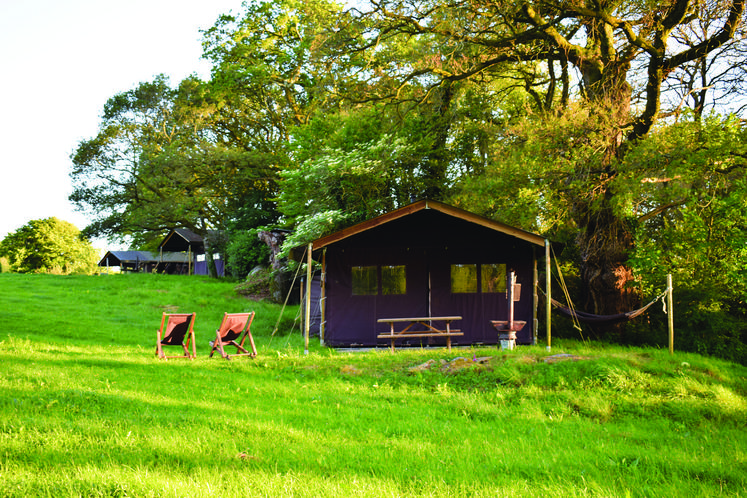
(664, 0, 746, 70)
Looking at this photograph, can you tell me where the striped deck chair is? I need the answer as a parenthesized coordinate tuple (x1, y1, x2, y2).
(156, 312, 196, 360)
(209, 312, 257, 360)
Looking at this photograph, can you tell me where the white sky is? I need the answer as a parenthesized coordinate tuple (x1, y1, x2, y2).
(0, 0, 245, 248)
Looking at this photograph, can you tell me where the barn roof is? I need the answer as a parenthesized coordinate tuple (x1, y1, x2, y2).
(303, 200, 546, 255)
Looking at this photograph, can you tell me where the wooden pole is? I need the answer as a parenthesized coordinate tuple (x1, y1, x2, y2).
(507, 271, 515, 328)
(545, 239, 552, 352)
(532, 253, 538, 346)
(304, 243, 312, 355)
(667, 274, 674, 355)
(320, 248, 327, 346)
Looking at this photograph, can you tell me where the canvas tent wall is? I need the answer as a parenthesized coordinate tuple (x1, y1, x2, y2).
(297, 200, 547, 348)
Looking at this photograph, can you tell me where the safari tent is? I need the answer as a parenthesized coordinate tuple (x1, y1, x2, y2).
(297, 200, 549, 348)
(158, 228, 225, 276)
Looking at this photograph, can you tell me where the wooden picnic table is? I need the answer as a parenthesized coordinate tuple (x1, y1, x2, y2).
(377, 316, 463, 352)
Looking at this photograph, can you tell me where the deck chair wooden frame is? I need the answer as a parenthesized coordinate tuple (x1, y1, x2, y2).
(156, 312, 196, 360)
(209, 312, 257, 360)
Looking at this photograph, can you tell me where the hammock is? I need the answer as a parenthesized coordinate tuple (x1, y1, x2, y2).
(546, 245, 669, 327)
(549, 291, 667, 325)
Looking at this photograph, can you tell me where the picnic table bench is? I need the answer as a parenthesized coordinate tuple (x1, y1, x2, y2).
(377, 316, 463, 352)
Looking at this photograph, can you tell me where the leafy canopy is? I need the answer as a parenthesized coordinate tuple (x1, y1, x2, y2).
(0, 218, 98, 275)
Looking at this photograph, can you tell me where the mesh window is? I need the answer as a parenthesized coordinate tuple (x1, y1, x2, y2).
(382, 265, 406, 295)
(451, 264, 478, 293)
(481, 264, 507, 293)
(352, 266, 377, 295)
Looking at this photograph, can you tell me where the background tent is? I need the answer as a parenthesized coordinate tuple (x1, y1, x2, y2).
(158, 228, 225, 276)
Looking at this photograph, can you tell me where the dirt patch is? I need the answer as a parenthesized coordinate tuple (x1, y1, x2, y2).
(542, 353, 592, 364)
(409, 356, 493, 374)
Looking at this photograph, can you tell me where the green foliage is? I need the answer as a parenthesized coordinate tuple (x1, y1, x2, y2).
(619, 115, 747, 363)
(277, 104, 441, 254)
(0, 218, 98, 275)
(202, 0, 347, 139)
(277, 105, 440, 254)
(70, 76, 280, 247)
(454, 110, 747, 360)
(451, 106, 614, 241)
(277, 210, 351, 262)
(280, 134, 421, 227)
(225, 229, 271, 279)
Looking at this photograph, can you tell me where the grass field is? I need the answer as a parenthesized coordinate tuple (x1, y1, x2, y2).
(1, 273, 745, 497)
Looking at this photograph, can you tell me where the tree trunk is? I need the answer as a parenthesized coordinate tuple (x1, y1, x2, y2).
(574, 60, 638, 338)
(206, 249, 218, 278)
(422, 81, 455, 200)
(199, 231, 218, 278)
(257, 229, 297, 304)
(574, 194, 639, 339)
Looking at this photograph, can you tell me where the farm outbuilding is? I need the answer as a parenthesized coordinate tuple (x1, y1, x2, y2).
(296, 200, 549, 348)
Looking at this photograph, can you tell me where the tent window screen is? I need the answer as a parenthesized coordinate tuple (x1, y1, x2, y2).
(481, 264, 507, 293)
(352, 266, 378, 295)
(451, 264, 478, 293)
(382, 265, 406, 295)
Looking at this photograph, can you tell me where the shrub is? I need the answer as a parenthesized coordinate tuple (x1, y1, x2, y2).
(225, 229, 271, 279)
(235, 266, 272, 300)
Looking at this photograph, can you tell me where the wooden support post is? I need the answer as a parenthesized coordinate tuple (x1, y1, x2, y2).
(532, 254, 538, 346)
(320, 248, 326, 346)
(507, 271, 515, 328)
(304, 243, 312, 355)
(545, 239, 552, 352)
(667, 274, 674, 355)
(505, 271, 516, 350)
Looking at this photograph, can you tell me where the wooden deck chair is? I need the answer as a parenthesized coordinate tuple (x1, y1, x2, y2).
(156, 312, 196, 360)
(209, 312, 257, 360)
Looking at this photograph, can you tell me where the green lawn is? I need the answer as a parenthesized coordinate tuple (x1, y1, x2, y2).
(0, 273, 745, 497)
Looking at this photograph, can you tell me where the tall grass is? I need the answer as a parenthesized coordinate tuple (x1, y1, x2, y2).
(1, 273, 745, 497)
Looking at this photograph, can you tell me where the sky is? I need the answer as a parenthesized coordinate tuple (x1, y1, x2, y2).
(0, 0, 245, 249)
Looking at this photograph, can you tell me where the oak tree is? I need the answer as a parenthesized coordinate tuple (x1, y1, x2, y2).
(339, 0, 745, 327)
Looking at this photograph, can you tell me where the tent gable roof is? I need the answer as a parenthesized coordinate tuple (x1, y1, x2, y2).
(310, 200, 546, 251)
(159, 228, 205, 253)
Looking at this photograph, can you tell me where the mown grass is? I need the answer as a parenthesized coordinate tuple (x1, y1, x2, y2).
(0, 273, 745, 497)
